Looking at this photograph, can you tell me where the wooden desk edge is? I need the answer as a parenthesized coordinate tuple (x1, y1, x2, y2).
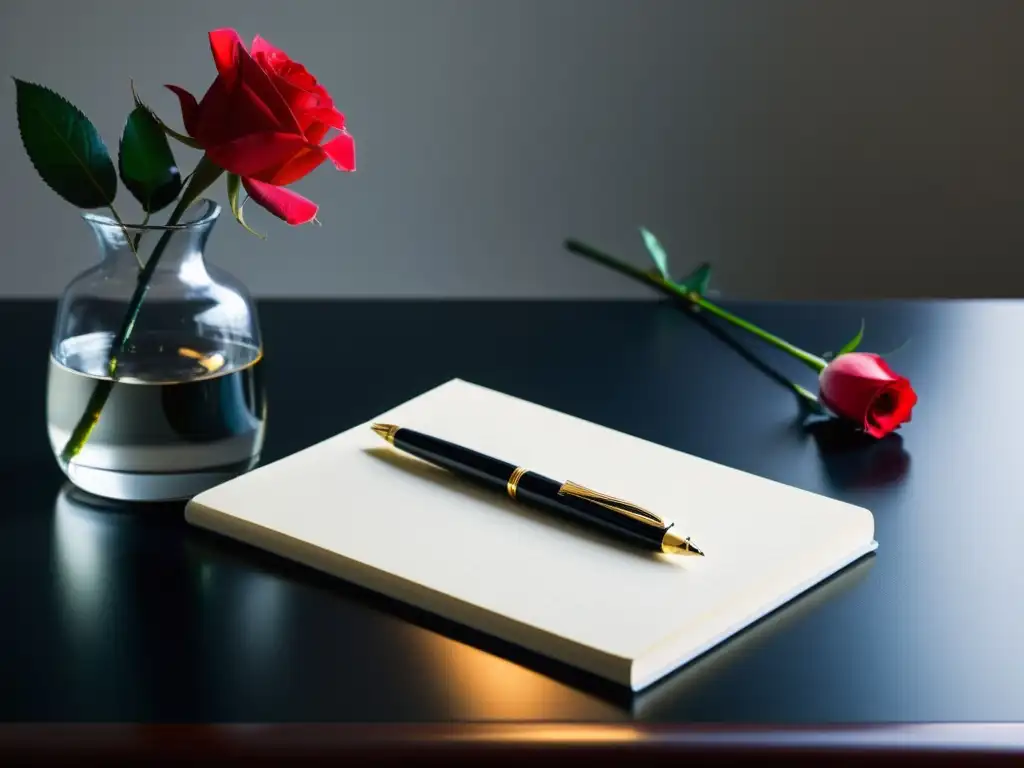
(1, 724, 1023, 766)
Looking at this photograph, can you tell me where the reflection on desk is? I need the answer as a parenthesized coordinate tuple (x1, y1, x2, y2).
(52, 482, 874, 722)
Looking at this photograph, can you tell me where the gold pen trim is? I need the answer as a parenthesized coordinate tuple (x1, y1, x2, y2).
(507, 466, 529, 499)
(557, 481, 667, 529)
(661, 529, 705, 556)
(371, 423, 400, 444)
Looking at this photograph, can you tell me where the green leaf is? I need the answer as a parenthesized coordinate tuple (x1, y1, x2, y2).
(677, 262, 712, 296)
(14, 79, 117, 209)
(640, 227, 671, 281)
(118, 106, 182, 213)
(836, 318, 866, 356)
(130, 81, 203, 150)
(226, 174, 265, 239)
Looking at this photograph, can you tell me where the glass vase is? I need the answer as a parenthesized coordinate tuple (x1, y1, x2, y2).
(46, 199, 267, 503)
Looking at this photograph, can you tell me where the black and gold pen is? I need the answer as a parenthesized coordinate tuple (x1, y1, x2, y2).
(371, 423, 704, 556)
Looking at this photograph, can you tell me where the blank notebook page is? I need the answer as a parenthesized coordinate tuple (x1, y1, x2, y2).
(186, 378, 876, 690)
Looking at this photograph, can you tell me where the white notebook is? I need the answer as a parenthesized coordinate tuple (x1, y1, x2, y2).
(185, 378, 877, 691)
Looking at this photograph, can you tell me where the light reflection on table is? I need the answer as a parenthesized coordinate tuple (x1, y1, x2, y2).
(405, 555, 875, 721)
(49, 481, 875, 722)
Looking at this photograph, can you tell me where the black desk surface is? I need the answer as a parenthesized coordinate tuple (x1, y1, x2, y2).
(1, 298, 1022, 757)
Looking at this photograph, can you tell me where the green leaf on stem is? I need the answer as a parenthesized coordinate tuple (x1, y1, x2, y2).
(640, 227, 671, 281)
(14, 78, 117, 208)
(836, 319, 866, 356)
(130, 80, 203, 150)
(677, 262, 713, 296)
(119, 106, 182, 213)
(226, 173, 265, 239)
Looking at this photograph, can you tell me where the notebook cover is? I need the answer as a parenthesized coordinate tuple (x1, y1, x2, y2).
(185, 378, 876, 691)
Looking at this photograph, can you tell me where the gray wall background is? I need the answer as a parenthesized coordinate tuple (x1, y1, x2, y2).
(2, 0, 1023, 299)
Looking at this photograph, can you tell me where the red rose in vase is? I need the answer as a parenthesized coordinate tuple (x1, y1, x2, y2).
(13, 28, 359, 468)
(818, 353, 917, 438)
(167, 28, 355, 225)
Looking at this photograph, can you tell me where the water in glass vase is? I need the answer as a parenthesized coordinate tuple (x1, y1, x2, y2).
(47, 330, 267, 502)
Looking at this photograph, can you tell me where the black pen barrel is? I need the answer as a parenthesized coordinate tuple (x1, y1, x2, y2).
(391, 428, 517, 493)
(391, 428, 666, 552)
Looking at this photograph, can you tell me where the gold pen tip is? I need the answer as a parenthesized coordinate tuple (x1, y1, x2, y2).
(662, 531, 705, 556)
(371, 423, 399, 443)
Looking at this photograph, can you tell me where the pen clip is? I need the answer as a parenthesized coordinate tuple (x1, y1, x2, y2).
(557, 481, 667, 529)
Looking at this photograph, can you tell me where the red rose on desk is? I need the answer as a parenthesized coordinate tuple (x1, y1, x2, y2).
(818, 353, 917, 438)
(166, 28, 355, 225)
(566, 232, 923, 439)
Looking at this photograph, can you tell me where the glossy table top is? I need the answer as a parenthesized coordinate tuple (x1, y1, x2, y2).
(1, 298, 1021, 724)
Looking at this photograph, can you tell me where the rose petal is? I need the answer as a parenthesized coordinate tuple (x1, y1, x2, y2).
(191, 76, 281, 146)
(251, 34, 287, 65)
(863, 423, 887, 439)
(235, 43, 304, 134)
(307, 106, 345, 130)
(209, 29, 245, 82)
(267, 70, 320, 114)
(883, 383, 917, 426)
(164, 84, 199, 137)
(304, 122, 331, 145)
(864, 409, 891, 438)
(824, 352, 902, 386)
(322, 131, 356, 171)
(272, 59, 318, 90)
(248, 34, 344, 145)
(205, 132, 319, 180)
(242, 177, 318, 225)
(301, 109, 345, 145)
(265, 145, 329, 186)
(261, 71, 336, 132)
(864, 381, 916, 437)
(252, 36, 331, 107)
(250, 35, 318, 91)
(818, 352, 902, 428)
